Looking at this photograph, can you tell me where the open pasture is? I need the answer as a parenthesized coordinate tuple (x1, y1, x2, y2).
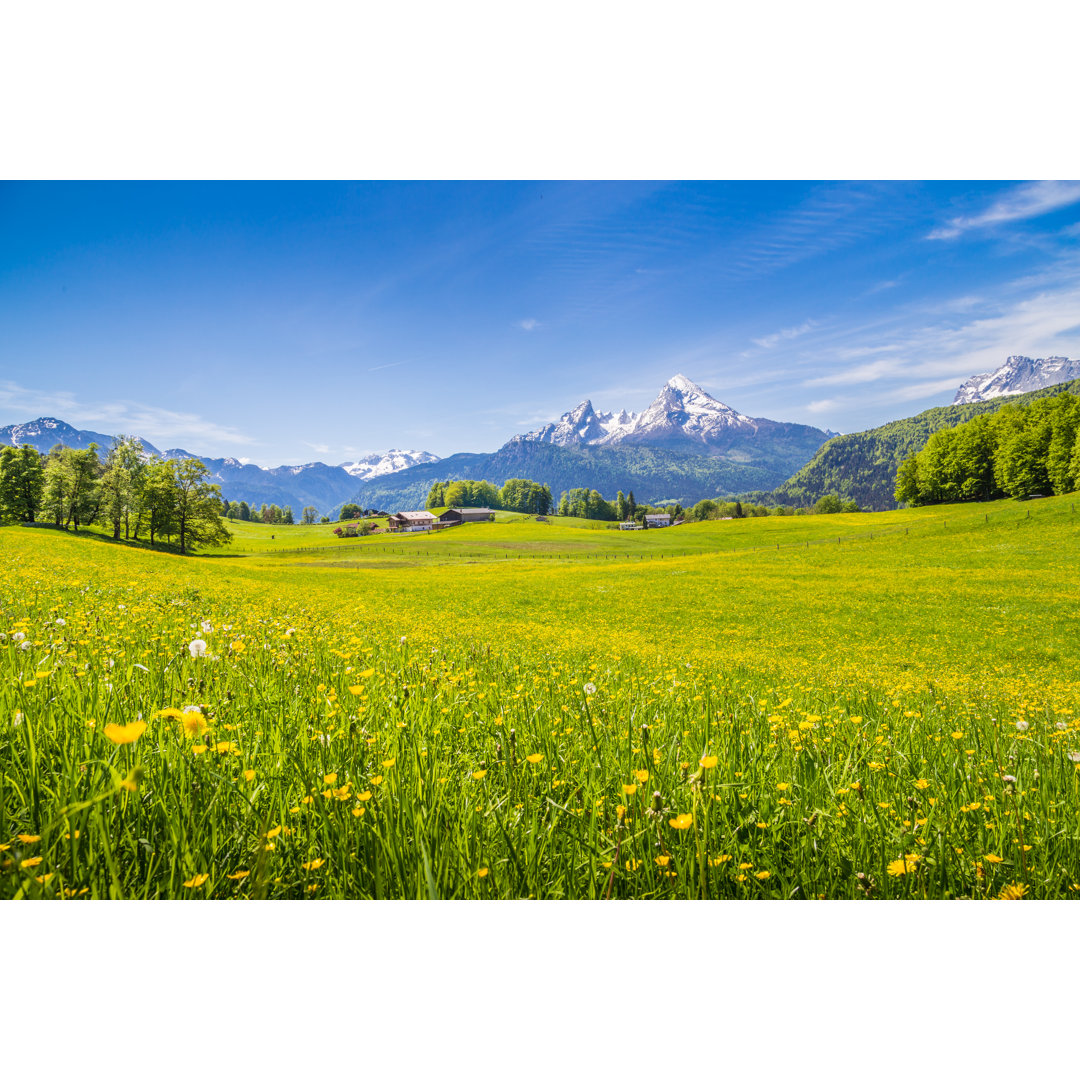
(1, 496, 1078, 899)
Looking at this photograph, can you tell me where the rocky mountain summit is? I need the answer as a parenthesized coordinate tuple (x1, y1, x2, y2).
(954, 355, 1080, 404)
(0, 417, 160, 456)
(515, 374, 814, 454)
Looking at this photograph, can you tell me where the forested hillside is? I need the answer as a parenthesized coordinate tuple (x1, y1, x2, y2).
(895, 391, 1080, 504)
(359, 439, 795, 510)
(774, 378, 1080, 510)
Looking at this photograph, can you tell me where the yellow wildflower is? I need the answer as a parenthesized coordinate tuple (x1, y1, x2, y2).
(103, 720, 146, 745)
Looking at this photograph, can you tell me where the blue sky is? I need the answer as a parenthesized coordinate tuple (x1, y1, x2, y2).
(2, 180, 1079, 465)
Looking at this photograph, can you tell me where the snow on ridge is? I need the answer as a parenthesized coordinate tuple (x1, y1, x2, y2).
(339, 449, 441, 480)
(953, 355, 1080, 404)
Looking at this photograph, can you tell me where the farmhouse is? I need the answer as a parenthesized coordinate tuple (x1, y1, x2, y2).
(386, 510, 437, 532)
(645, 513, 672, 527)
(438, 507, 495, 525)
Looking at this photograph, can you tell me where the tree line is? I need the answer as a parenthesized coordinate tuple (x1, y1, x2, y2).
(0, 439, 231, 555)
(223, 499, 304, 525)
(895, 392, 1080, 506)
(421, 476, 861, 523)
(425, 478, 554, 515)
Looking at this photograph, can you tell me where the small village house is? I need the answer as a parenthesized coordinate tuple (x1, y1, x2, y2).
(386, 510, 437, 532)
(645, 513, 671, 527)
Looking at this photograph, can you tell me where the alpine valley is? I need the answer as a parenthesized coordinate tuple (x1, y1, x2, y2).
(5, 359, 1077, 515)
(0, 377, 833, 514)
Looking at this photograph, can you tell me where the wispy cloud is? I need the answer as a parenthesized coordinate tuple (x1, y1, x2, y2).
(718, 183, 912, 281)
(516, 318, 540, 331)
(802, 275, 1080, 396)
(863, 278, 901, 296)
(367, 360, 407, 373)
(752, 319, 817, 350)
(0, 381, 254, 449)
(928, 180, 1080, 240)
(303, 441, 331, 455)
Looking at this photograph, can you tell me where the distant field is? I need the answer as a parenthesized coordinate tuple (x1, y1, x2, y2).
(2, 496, 1078, 899)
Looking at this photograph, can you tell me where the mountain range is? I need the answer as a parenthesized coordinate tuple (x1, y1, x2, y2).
(0, 418, 436, 515)
(7, 359, 1077, 515)
(360, 375, 832, 508)
(953, 355, 1079, 404)
(0, 377, 833, 512)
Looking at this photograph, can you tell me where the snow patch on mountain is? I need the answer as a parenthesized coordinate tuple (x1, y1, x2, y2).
(339, 449, 441, 481)
(954, 355, 1080, 404)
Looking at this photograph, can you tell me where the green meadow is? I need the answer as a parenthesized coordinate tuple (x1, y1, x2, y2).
(1, 496, 1078, 899)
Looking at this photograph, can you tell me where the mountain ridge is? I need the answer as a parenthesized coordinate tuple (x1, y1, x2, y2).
(954, 355, 1080, 404)
(0, 419, 436, 516)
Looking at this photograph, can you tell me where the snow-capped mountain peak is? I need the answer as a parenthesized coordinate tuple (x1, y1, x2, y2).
(515, 401, 640, 447)
(954, 355, 1080, 404)
(625, 373, 755, 444)
(1, 417, 162, 456)
(339, 449, 441, 481)
(514, 374, 760, 450)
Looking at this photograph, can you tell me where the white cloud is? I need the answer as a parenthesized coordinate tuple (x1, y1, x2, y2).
(928, 180, 1080, 240)
(864, 279, 900, 294)
(304, 442, 331, 454)
(0, 381, 254, 449)
(517, 318, 540, 331)
(801, 276, 1080, 394)
(806, 398, 838, 413)
(752, 319, 817, 350)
